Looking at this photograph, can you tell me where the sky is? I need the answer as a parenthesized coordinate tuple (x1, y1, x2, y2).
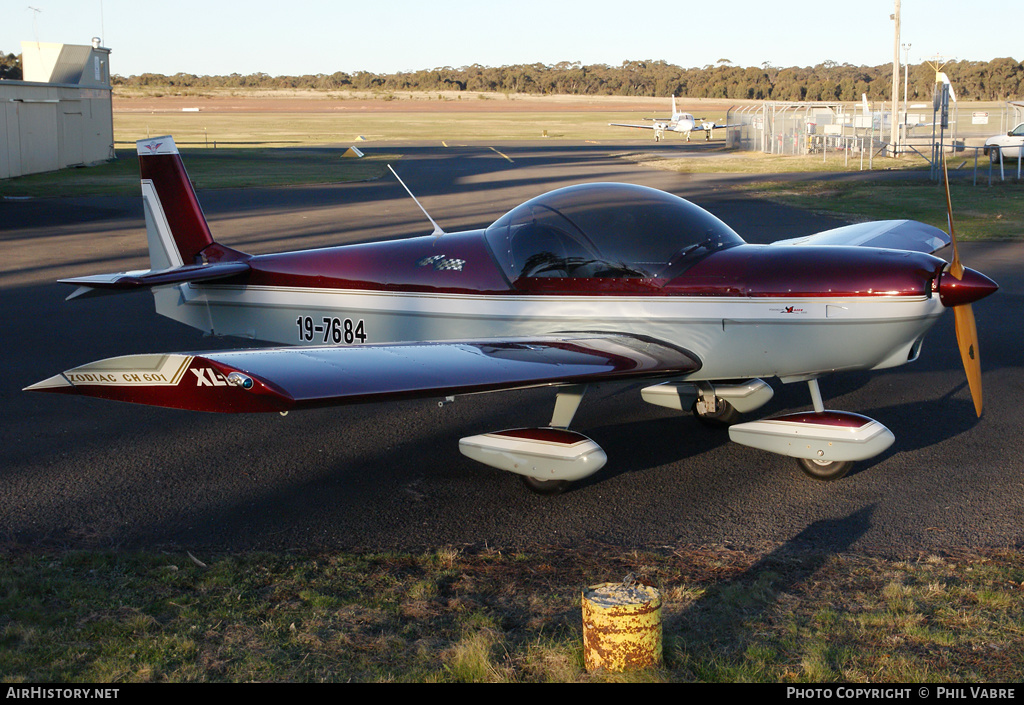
(1, 0, 1020, 78)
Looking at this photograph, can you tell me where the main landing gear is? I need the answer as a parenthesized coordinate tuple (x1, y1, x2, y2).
(458, 384, 607, 496)
(458, 377, 895, 494)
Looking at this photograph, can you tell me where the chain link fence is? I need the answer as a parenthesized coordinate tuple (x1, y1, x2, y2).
(727, 102, 883, 158)
(726, 100, 1022, 179)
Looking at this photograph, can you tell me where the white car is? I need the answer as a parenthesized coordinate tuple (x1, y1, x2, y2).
(984, 122, 1024, 161)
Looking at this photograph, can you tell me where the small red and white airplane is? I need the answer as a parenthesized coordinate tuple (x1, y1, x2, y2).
(609, 95, 738, 141)
(26, 136, 998, 494)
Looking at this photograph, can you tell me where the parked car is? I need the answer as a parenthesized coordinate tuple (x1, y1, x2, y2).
(984, 122, 1024, 161)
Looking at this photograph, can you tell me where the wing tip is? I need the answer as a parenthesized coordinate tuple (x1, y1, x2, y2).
(24, 374, 74, 393)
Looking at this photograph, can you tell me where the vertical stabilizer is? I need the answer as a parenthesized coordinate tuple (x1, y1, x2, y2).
(137, 136, 215, 269)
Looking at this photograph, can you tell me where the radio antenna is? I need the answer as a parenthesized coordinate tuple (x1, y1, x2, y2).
(388, 164, 445, 238)
(27, 6, 42, 45)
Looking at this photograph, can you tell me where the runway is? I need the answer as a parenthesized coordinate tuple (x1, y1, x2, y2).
(2, 140, 1021, 556)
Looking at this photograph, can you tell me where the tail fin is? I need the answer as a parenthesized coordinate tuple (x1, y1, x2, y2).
(58, 136, 248, 300)
(137, 136, 216, 269)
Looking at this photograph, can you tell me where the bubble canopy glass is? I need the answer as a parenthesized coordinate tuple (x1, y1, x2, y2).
(484, 183, 744, 282)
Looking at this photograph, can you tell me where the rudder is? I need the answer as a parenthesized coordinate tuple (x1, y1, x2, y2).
(137, 136, 216, 269)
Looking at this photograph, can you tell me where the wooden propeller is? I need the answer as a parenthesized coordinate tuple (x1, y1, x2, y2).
(942, 153, 983, 417)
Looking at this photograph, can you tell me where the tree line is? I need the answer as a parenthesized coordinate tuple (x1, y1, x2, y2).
(0, 51, 20, 80)
(2, 54, 1021, 101)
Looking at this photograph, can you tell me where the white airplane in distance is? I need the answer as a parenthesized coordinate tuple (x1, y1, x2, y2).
(609, 96, 738, 141)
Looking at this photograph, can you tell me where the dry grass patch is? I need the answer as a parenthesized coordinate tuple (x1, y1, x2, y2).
(2, 545, 1022, 682)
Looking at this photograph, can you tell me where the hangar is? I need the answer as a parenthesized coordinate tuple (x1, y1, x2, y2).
(0, 39, 114, 180)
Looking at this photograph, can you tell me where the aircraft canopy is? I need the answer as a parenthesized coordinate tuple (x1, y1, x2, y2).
(484, 183, 743, 281)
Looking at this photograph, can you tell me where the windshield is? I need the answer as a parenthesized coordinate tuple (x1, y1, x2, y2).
(484, 183, 743, 281)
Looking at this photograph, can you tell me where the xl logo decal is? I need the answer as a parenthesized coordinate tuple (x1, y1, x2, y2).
(192, 368, 229, 386)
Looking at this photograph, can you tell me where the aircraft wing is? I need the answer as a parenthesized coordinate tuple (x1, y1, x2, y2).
(25, 334, 701, 413)
(608, 122, 660, 130)
(693, 122, 741, 131)
(770, 220, 951, 255)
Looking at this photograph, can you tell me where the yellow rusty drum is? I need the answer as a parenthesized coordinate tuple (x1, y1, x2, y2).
(582, 581, 662, 672)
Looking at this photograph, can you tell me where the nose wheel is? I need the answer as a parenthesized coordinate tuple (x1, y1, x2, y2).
(795, 379, 853, 481)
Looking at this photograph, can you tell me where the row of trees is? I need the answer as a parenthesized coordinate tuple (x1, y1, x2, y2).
(2, 53, 1021, 101)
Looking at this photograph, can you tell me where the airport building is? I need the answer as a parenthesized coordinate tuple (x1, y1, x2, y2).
(0, 39, 114, 180)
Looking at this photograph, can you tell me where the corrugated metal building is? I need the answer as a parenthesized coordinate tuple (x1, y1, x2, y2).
(0, 39, 114, 179)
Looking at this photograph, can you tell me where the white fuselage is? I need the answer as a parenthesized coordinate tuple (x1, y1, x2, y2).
(670, 113, 698, 133)
(156, 282, 943, 383)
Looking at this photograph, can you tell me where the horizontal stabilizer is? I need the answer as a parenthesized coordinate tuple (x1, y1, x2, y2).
(61, 261, 250, 300)
(26, 334, 701, 413)
(771, 220, 950, 254)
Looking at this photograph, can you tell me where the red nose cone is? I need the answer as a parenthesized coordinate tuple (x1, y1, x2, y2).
(938, 267, 999, 307)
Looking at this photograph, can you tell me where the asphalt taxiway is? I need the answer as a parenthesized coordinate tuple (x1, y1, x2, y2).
(2, 140, 1021, 556)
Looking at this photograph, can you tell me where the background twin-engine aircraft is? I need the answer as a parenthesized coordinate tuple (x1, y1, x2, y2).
(609, 95, 738, 141)
(26, 137, 997, 494)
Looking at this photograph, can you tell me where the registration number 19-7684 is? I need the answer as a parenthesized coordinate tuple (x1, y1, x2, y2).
(296, 316, 367, 345)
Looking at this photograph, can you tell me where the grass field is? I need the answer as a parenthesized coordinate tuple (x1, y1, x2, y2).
(3, 546, 1022, 683)
(624, 148, 935, 174)
(111, 110, 677, 145)
(622, 149, 1021, 240)
(109, 92, 736, 146)
(730, 177, 1023, 241)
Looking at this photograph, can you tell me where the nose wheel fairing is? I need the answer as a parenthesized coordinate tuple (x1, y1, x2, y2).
(728, 411, 895, 465)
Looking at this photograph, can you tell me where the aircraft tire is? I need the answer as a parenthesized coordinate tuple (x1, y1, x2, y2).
(796, 457, 853, 482)
(519, 476, 572, 496)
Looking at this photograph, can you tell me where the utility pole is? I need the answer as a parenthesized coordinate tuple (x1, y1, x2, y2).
(890, 0, 901, 156)
(902, 43, 911, 145)
(926, 56, 952, 180)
